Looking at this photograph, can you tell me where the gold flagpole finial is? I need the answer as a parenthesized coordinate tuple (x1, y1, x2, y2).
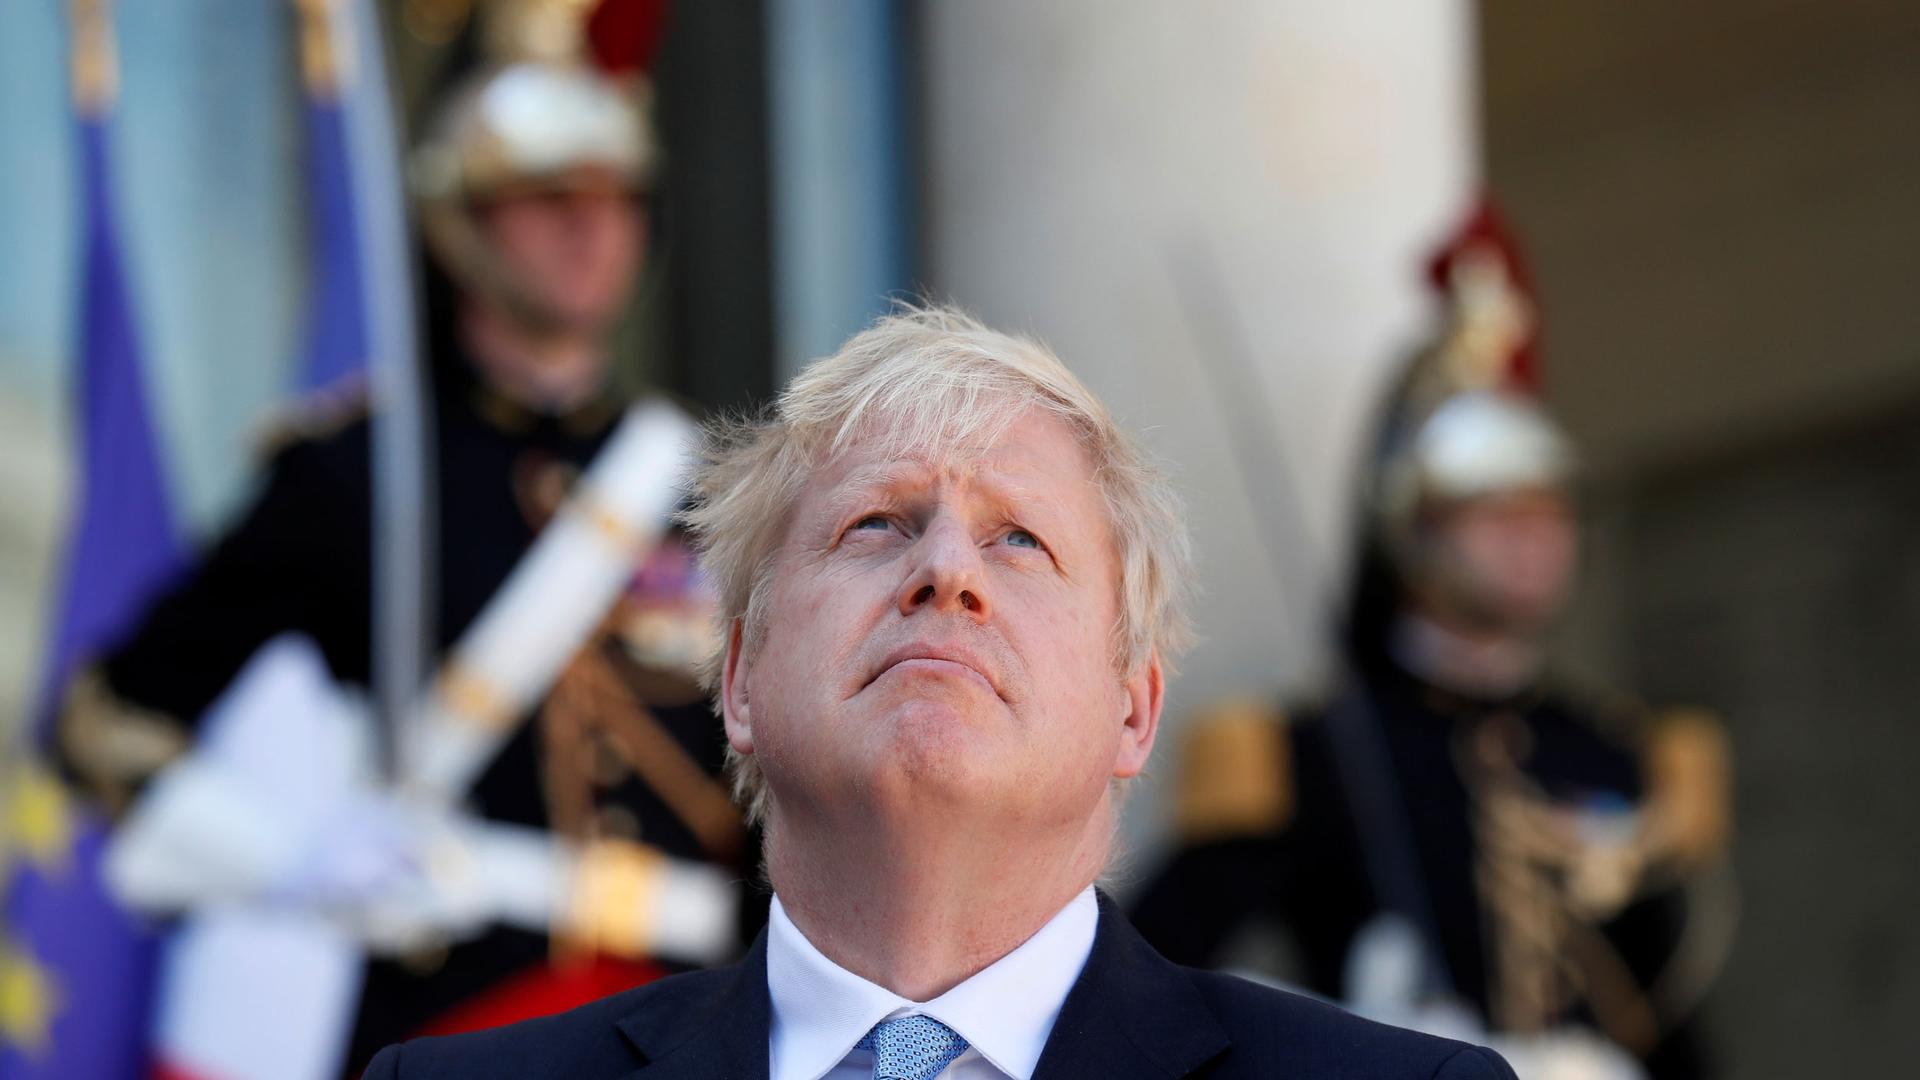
(69, 0, 118, 116)
(294, 0, 355, 99)
(485, 0, 598, 65)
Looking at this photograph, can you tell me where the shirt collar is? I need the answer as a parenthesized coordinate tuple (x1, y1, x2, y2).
(766, 887, 1099, 1080)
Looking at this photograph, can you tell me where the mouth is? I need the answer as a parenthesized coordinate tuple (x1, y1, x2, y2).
(866, 642, 1005, 701)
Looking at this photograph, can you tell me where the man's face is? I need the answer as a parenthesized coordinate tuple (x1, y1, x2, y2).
(1423, 488, 1578, 634)
(723, 408, 1162, 838)
(477, 170, 645, 332)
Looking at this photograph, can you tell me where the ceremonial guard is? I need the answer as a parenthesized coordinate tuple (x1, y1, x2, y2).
(53, 5, 748, 1076)
(1132, 210, 1734, 1079)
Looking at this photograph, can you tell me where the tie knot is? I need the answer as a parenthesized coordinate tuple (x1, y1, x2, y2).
(857, 1014, 970, 1080)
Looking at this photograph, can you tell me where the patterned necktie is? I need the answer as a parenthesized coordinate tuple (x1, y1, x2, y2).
(857, 1014, 971, 1080)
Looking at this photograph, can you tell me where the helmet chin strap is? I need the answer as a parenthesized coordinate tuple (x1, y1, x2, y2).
(1388, 602, 1545, 701)
(1398, 531, 1553, 643)
(421, 199, 575, 339)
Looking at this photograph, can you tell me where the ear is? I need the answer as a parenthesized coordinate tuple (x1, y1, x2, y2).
(1111, 650, 1165, 780)
(720, 619, 755, 756)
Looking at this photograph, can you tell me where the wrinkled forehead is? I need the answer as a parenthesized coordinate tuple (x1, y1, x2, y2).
(782, 410, 1111, 563)
(817, 384, 1044, 465)
(814, 398, 1090, 490)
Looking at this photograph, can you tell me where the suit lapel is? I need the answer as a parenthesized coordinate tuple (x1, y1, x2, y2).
(614, 931, 773, 1080)
(609, 895, 1227, 1080)
(1032, 893, 1232, 1079)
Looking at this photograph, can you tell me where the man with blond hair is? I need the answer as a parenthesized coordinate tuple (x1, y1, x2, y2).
(366, 307, 1514, 1079)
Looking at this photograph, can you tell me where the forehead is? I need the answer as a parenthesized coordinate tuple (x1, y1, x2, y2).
(1443, 486, 1573, 519)
(801, 408, 1103, 515)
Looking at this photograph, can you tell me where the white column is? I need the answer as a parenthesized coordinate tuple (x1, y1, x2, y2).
(919, 0, 1480, 856)
(765, 0, 914, 379)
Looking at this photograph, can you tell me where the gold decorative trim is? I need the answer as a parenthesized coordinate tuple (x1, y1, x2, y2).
(435, 663, 517, 732)
(1437, 242, 1535, 392)
(562, 839, 664, 958)
(573, 493, 652, 560)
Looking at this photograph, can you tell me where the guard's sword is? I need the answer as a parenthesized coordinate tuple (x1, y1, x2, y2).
(403, 398, 697, 802)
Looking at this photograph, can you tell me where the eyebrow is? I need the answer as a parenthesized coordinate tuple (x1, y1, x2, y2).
(813, 461, 934, 524)
(814, 458, 1058, 529)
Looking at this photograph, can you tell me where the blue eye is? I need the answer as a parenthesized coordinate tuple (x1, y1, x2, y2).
(1006, 529, 1040, 549)
(851, 515, 891, 531)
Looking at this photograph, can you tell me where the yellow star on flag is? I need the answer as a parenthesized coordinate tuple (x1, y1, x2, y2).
(0, 938, 62, 1057)
(2, 763, 75, 876)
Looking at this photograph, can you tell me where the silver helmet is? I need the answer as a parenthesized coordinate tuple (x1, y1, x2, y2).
(411, 54, 659, 332)
(411, 61, 657, 204)
(1375, 389, 1576, 538)
(1370, 215, 1577, 558)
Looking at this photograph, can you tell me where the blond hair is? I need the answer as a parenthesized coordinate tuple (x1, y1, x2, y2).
(680, 305, 1193, 822)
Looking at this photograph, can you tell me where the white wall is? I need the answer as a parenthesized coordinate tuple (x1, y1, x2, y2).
(919, 1, 1480, 860)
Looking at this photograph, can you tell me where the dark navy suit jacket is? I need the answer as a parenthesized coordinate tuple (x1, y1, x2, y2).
(363, 894, 1514, 1079)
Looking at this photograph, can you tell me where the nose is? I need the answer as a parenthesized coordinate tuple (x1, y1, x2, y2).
(897, 516, 991, 623)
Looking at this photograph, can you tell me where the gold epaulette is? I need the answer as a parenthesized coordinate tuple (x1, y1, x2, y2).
(1173, 698, 1293, 845)
(1642, 706, 1733, 869)
(251, 380, 374, 460)
(56, 667, 191, 818)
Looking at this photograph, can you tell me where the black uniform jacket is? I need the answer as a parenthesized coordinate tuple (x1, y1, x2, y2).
(363, 892, 1514, 1080)
(1131, 651, 1703, 1077)
(88, 372, 738, 1070)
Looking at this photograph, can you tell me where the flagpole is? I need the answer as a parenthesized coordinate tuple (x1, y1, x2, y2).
(333, 0, 433, 779)
(290, 0, 433, 777)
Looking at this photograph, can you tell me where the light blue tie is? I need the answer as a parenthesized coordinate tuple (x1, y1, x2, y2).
(856, 1014, 970, 1080)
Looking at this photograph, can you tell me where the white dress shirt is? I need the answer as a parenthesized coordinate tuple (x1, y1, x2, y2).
(765, 886, 1099, 1080)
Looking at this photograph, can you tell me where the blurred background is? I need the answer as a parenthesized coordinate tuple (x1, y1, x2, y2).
(2, 1, 1915, 1078)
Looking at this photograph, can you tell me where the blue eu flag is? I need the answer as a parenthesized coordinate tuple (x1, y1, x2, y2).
(0, 54, 183, 1080)
(295, 63, 370, 398)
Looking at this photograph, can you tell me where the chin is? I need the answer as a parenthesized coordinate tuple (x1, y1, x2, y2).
(1497, 592, 1567, 630)
(859, 698, 1006, 800)
(542, 304, 621, 335)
